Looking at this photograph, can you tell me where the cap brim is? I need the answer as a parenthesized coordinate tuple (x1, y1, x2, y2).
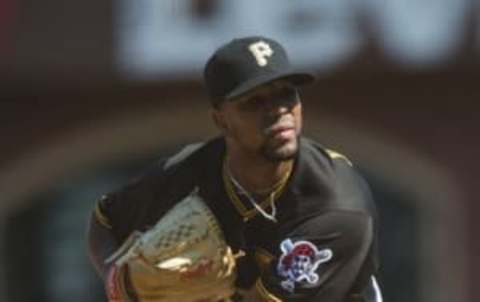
(225, 69, 316, 100)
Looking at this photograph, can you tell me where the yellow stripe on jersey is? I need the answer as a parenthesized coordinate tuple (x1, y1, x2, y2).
(256, 278, 283, 302)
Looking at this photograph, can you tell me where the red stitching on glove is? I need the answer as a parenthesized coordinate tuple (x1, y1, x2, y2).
(106, 266, 123, 302)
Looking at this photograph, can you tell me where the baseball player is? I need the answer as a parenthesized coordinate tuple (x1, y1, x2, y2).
(87, 36, 382, 301)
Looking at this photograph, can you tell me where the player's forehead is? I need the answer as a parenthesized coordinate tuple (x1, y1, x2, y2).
(233, 80, 295, 102)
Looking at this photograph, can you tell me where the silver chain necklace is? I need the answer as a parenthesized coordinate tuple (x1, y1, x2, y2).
(226, 168, 278, 223)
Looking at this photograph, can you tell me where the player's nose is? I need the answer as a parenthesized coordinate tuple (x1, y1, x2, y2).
(266, 97, 297, 119)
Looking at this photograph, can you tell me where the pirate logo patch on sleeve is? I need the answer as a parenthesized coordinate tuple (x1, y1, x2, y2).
(277, 239, 333, 293)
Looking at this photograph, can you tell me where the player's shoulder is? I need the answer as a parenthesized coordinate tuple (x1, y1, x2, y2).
(94, 137, 225, 234)
(109, 137, 223, 196)
(300, 137, 372, 203)
(162, 141, 207, 170)
(142, 137, 224, 177)
(300, 137, 353, 168)
(303, 139, 376, 216)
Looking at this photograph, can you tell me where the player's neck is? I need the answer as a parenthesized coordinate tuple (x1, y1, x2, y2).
(225, 152, 294, 195)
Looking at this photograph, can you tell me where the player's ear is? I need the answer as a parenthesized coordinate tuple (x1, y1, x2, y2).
(210, 108, 229, 135)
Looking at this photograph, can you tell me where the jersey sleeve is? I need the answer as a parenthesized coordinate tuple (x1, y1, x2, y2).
(90, 143, 208, 243)
(90, 159, 171, 242)
(255, 210, 375, 302)
(91, 182, 147, 242)
(93, 194, 115, 229)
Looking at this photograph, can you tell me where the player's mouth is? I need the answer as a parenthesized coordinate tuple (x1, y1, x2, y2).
(271, 127, 296, 140)
(265, 121, 296, 141)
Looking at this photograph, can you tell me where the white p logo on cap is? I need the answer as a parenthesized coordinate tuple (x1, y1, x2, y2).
(248, 41, 274, 67)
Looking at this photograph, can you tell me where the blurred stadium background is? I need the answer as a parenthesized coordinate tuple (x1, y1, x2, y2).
(0, 0, 479, 301)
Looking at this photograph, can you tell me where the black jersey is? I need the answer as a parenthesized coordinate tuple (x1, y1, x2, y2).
(94, 136, 380, 302)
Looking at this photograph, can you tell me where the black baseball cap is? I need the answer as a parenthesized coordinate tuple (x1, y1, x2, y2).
(204, 36, 316, 106)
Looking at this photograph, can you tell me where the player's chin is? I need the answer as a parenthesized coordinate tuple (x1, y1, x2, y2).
(262, 138, 299, 162)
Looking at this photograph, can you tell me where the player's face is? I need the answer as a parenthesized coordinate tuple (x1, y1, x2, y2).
(213, 81, 303, 162)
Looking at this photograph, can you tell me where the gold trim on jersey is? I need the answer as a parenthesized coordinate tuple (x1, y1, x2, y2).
(94, 202, 112, 229)
(222, 157, 291, 222)
(256, 278, 283, 302)
(325, 148, 353, 166)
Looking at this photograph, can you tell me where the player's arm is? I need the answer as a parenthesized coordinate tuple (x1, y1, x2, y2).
(87, 194, 131, 301)
(86, 166, 160, 280)
(87, 208, 118, 280)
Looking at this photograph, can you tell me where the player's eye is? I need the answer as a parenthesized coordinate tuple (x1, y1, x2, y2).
(238, 96, 264, 112)
(274, 87, 300, 106)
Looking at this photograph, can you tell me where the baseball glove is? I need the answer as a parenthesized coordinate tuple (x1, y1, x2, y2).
(105, 188, 237, 302)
